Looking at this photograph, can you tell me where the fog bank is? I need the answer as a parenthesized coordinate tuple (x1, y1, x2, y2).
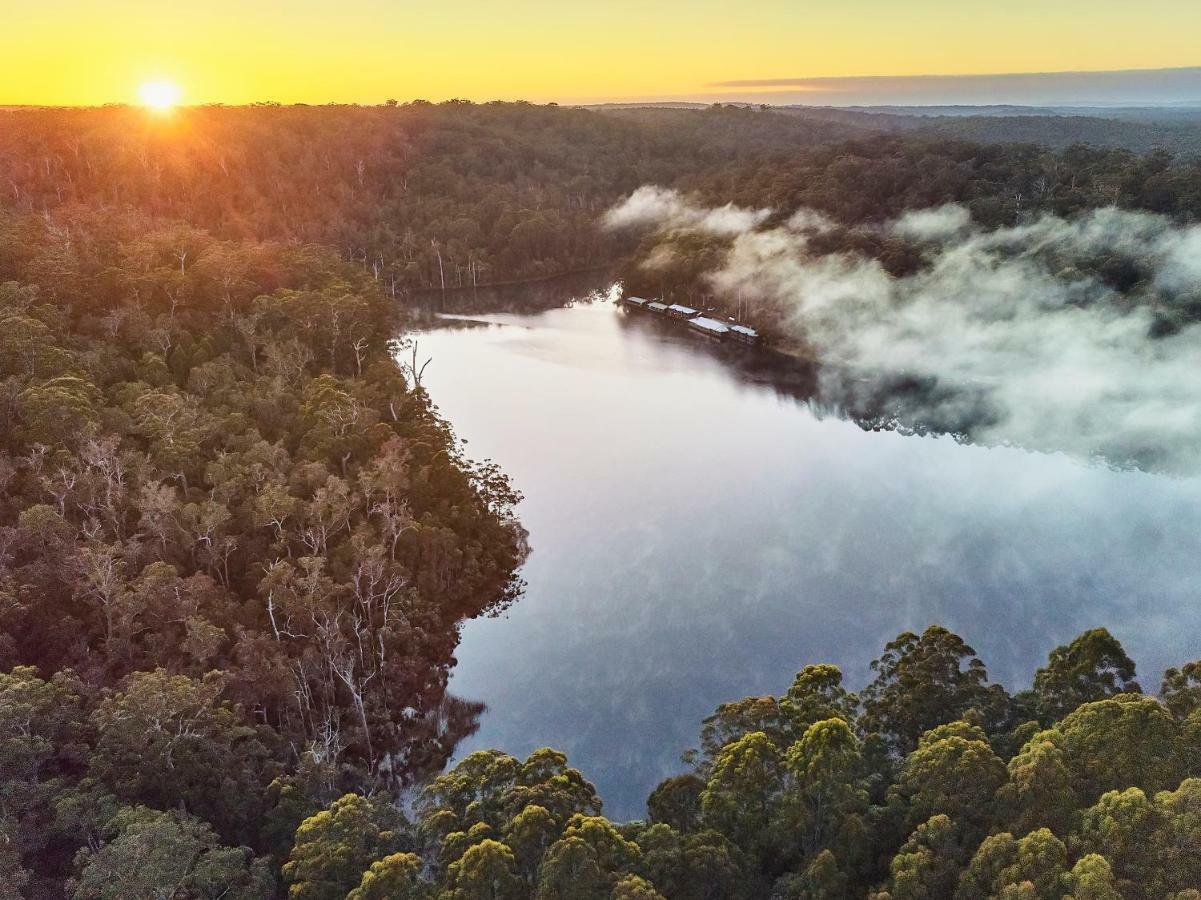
(607, 188, 1201, 472)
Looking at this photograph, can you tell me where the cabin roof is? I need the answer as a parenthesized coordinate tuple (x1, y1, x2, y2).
(625, 296, 650, 305)
(690, 316, 731, 334)
(667, 304, 698, 315)
(647, 302, 669, 311)
(729, 324, 759, 337)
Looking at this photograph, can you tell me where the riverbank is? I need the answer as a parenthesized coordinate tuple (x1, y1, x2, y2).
(406, 265, 621, 319)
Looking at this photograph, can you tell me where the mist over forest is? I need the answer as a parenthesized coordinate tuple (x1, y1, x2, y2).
(609, 187, 1201, 471)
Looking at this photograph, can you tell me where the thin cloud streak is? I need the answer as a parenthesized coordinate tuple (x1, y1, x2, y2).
(704, 66, 1201, 106)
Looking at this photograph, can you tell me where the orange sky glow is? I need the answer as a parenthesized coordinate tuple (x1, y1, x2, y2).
(2, 0, 1200, 107)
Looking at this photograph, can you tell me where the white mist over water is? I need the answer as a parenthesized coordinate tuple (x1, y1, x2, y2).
(606, 187, 1201, 472)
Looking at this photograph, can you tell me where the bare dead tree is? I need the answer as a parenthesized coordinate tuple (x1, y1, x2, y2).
(401, 342, 432, 390)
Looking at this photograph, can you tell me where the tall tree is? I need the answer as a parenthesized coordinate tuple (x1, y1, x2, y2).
(861, 627, 1011, 755)
(1031, 629, 1140, 723)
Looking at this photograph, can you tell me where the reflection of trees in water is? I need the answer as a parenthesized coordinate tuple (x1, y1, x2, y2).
(411, 267, 618, 316)
(611, 305, 820, 402)
(612, 306, 1072, 462)
(400, 692, 487, 785)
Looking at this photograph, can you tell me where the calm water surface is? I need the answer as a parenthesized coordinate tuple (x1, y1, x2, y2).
(413, 296, 1201, 819)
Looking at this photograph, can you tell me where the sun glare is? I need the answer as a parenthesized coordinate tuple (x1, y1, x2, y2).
(138, 80, 182, 111)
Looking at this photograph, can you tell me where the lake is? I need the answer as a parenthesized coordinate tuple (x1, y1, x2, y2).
(412, 289, 1201, 820)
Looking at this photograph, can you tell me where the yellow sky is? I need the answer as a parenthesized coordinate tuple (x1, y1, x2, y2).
(3, 0, 1201, 106)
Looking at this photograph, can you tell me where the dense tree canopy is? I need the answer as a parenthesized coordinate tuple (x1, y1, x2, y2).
(0, 102, 865, 297)
(251, 628, 1201, 899)
(0, 202, 527, 894)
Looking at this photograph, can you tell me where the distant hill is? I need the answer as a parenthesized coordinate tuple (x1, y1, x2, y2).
(917, 114, 1201, 154)
(807, 103, 1201, 122)
(571, 100, 1201, 154)
(776, 105, 1201, 155)
(827, 104, 1070, 118)
(576, 101, 713, 110)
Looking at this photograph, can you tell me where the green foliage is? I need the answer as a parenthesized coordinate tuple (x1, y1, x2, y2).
(0, 201, 527, 891)
(645, 774, 704, 832)
(781, 665, 859, 734)
(0, 104, 867, 295)
(346, 852, 432, 900)
(1065, 854, 1123, 900)
(701, 731, 789, 865)
(1052, 695, 1183, 802)
(777, 849, 851, 899)
(422, 748, 602, 844)
(633, 825, 748, 900)
(535, 835, 613, 899)
(504, 804, 560, 879)
(957, 828, 1072, 899)
(69, 806, 274, 900)
(786, 718, 866, 857)
(887, 814, 966, 900)
(861, 626, 1012, 755)
(1161, 660, 1201, 719)
(1073, 779, 1201, 899)
(442, 839, 525, 900)
(89, 669, 274, 843)
(0, 666, 88, 861)
(888, 721, 1007, 841)
(1031, 629, 1140, 722)
(282, 794, 407, 900)
(610, 874, 666, 900)
(997, 731, 1080, 837)
(7, 620, 1199, 898)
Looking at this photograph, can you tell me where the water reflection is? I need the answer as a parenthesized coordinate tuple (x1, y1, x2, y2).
(413, 295, 1201, 820)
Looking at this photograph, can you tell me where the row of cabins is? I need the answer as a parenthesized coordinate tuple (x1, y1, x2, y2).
(620, 297, 760, 346)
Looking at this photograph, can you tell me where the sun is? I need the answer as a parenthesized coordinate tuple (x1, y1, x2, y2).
(138, 80, 183, 112)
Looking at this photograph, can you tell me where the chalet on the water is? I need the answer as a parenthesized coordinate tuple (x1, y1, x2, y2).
(729, 324, 759, 345)
(619, 295, 760, 346)
(687, 316, 730, 338)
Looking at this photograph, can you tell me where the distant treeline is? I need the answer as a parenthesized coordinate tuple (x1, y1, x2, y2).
(6, 102, 1199, 305)
(670, 137, 1201, 226)
(619, 136, 1201, 334)
(0, 102, 859, 295)
(774, 105, 1201, 156)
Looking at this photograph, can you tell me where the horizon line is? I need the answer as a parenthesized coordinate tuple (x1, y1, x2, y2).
(708, 64, 1201, 89)
(6, 64, 1201, 110)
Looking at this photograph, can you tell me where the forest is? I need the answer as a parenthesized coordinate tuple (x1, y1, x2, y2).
(9, 614, 1201, 899)
(0, 203, 526, 896)
(617, 137, 1201, 312)
(3, 100, 1201, 897)
(5, 102, 1201, 304)
(769, 105, 1201, 156)
(0, 102, 860, 296)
